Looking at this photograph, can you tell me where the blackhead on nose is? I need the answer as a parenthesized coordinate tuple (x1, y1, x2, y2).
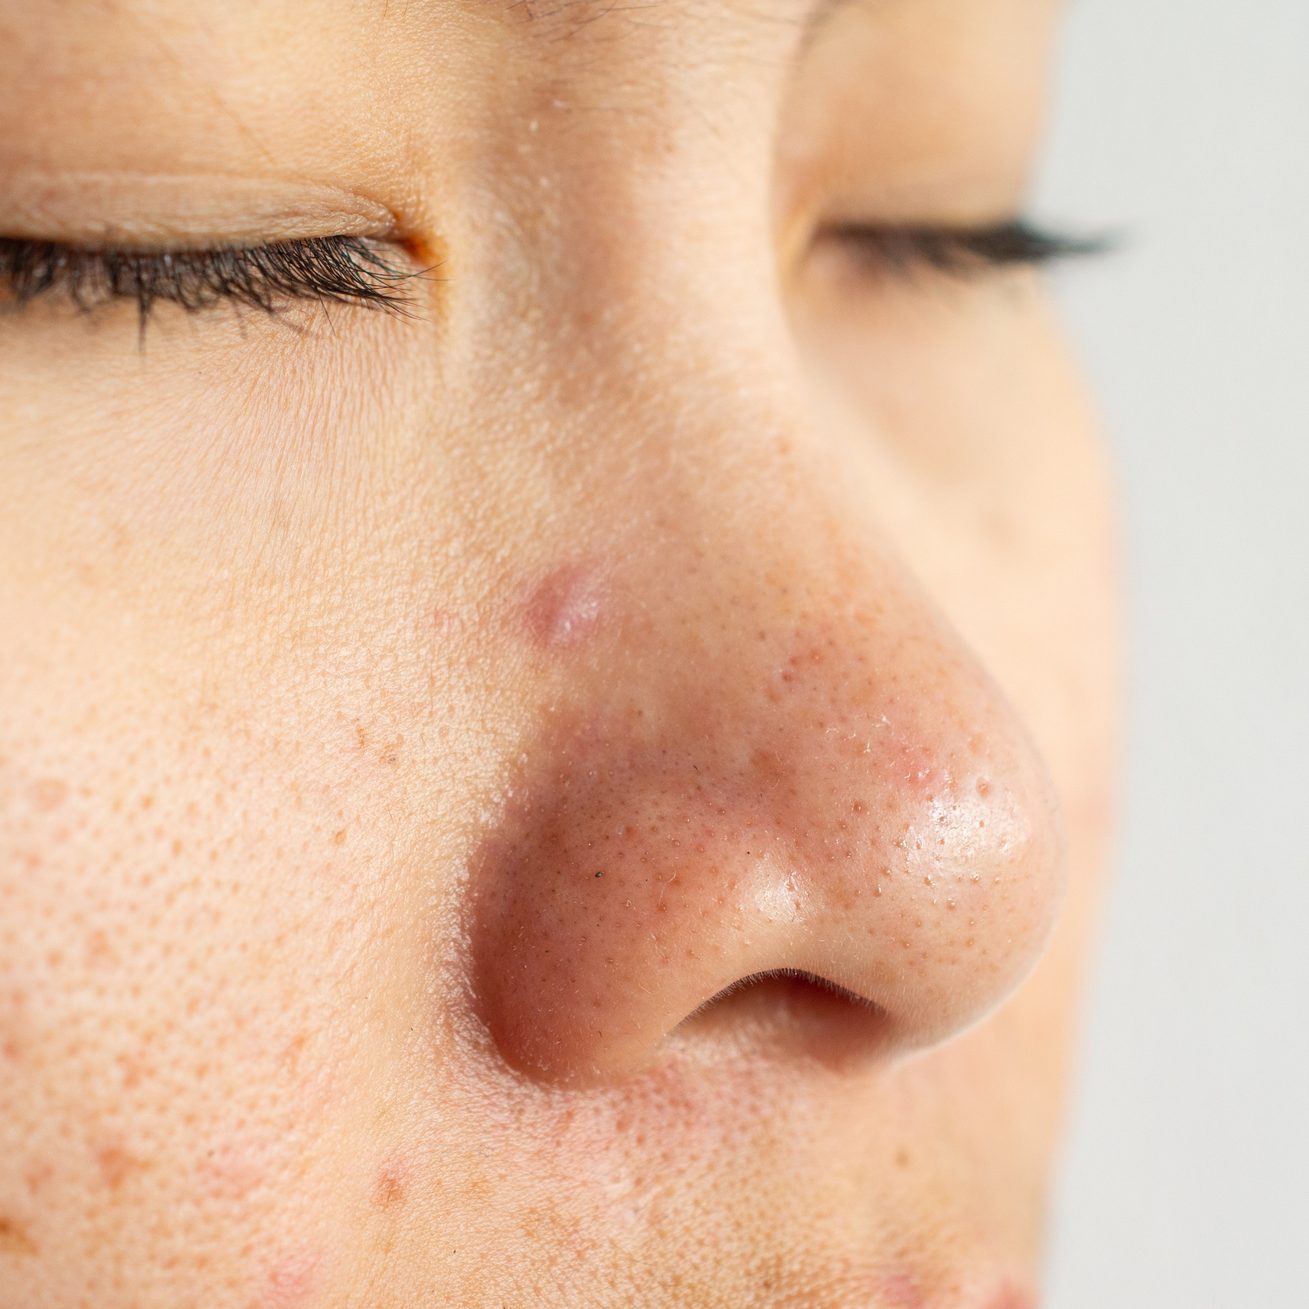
(465, 457, 1066, 1087)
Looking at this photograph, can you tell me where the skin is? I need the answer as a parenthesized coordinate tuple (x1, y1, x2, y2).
(0, 1, 1118, 1306)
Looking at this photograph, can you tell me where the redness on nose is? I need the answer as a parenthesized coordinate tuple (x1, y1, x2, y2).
(521, 562, 605, 650)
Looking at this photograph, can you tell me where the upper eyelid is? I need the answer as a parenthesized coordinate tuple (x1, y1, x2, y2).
(0, 170, 404, 248)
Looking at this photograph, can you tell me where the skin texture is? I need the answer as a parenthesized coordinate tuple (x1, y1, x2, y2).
(0, 1, 1118, 1306)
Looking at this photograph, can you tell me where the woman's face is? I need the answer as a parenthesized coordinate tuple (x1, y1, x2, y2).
(0, 1, 1117, 1305)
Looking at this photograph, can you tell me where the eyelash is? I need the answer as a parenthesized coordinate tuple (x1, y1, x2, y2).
(0, 218, 1101, 330)
(0, 233, 420, 327)
(826, 218, 1108, 279)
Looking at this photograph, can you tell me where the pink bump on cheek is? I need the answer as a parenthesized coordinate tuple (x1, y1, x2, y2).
(262, 1246, 322, 1308)
(521, 562, 606, 650)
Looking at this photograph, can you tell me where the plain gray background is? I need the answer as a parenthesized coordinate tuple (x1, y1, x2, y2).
(1033, 2, 1309, 1304)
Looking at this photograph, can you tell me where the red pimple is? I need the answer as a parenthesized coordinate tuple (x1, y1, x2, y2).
(522, 562, 605, 650)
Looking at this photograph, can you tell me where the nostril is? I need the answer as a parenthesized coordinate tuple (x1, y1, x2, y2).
(689, 967, 882, 1018)
(671, 968, 897, 1070)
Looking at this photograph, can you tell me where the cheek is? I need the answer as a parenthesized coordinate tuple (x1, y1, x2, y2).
(0, 671, 422, 1301)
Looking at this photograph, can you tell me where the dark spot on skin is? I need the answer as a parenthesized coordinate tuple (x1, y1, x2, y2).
(594, 870, 604, 878)
(118, 1054, 146, 1090)
(85, 929, 117, 968)
(373, 1165, 406, 1210)
(332, 828, 347, 846)
(1, 989, 27, 1063)
(893, 1147, 911, 1168)
(96, 1142, 148, 1192)
(0, 1216, 37, 1255)
(28, 778, 68, 812)
(278, 1032, 310, 1074)
(23, 1163, 53, 1196)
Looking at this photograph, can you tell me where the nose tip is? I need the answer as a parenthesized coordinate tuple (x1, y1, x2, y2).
(467, 582, 1065, 1087)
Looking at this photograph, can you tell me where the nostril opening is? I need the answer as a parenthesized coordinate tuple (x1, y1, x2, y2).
(699, 967, 882, 1016)
(671, 968, 896, 1070)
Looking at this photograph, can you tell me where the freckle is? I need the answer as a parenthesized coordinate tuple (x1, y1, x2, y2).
(522, 562, 605, 650)
(171, 837, 184, 856)
(373, 1162, 407, 1210)
(29, 778, 68, 812)
(0, 1215, 37, 1255)
(140, 793, 154, 811)
(332, 828, 347, 846)
(279, 1031, 309, 1070)
(118, 1055, 145, 1090)
(96, 1141, 147, 1191)
(23, 1163, 53, 1195)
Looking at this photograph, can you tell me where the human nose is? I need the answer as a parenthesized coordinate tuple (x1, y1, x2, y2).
(465, 420, 1066, 1088)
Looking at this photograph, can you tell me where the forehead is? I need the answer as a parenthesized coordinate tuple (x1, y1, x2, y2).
(0, 0, 1059, 218)
(0, 0, 1057, 98)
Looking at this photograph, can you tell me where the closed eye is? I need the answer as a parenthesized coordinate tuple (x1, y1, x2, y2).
(818, 217, 1112, 281)
(0, 233, 427, 334)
